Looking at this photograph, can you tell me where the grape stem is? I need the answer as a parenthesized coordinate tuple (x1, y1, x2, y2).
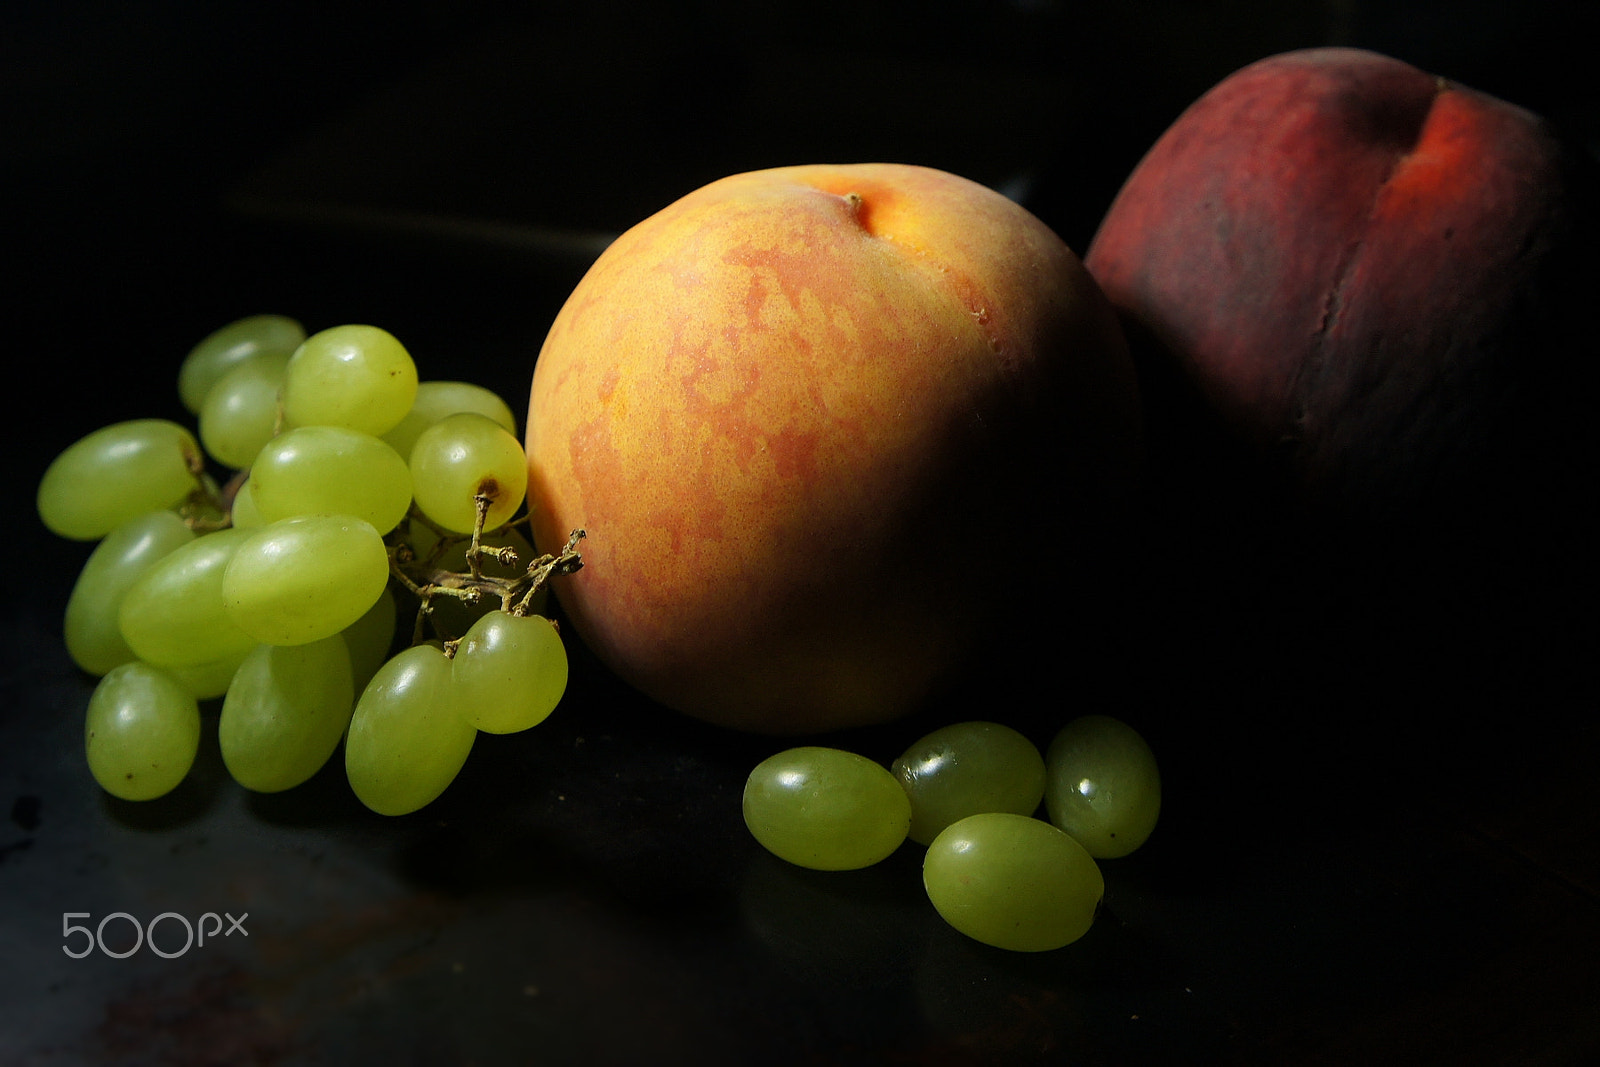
(387, 499, 585, 648)
(180, 447, 233, 532)
(514, 528, 586, 615)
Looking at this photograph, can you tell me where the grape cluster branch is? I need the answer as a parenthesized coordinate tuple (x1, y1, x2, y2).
(388, 507, 584, 647)
(180, 449, 233, 532)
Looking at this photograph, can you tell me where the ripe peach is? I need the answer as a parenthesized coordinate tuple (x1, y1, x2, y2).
(1084, 47, 1598, 523)
(527, 163, 1141, 733)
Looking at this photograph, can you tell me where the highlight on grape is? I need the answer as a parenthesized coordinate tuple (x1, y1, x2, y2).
(39, 314, 585, 815)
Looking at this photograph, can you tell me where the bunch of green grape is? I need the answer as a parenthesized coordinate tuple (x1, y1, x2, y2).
(742, 716, 1160, 952)
(38, 314, 584, 815)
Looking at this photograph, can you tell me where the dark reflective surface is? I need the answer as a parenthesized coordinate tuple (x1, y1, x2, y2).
(5, 4, 1597, 1064)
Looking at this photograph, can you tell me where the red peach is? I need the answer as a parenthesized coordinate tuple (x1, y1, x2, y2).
(1084, 47, 1599, 709)
(1085, 47, 1598, 521)
(527, 163, 1141, 734)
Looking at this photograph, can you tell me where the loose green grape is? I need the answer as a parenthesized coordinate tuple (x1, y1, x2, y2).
(219, 636, 355, 792)
(64, 510, 196, 675)
(892, 721, 1047, 846)
(118, 527, 259, 668)
(345, 644, 476, 816)
(743, 747, 911, 871)
(281, 324, 418, 437)
(199, 351, 290, 468)
(341, 586, 398, 695)
(84, 662, 202, 801)
(249, 425, 412, 533)
(38, 420, 202, 541)
(1044, 715, 1161, 859)
(923, 812, 1104, 952)
(222, 514, 390, 647)
(452, 612, 567, 734)
(229, 477, 265, 528)
(383, 380, 517, 460)
(177, 313, 305, 414)
(409, 411, 528, 534)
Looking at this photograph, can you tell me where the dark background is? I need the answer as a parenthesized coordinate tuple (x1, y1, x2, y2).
(4, 3, 1597, 1064)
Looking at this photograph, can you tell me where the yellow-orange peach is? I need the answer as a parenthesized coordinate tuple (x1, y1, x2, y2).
(527, 163, 1140, 733)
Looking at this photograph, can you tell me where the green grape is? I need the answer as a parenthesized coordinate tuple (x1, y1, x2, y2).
(452, 612, 567, 734)
(892, 721, 1047, 846)
(923, 812, 1104, 952)
(281, 324, 418, 437)
(1044, 715, 1161, 859)
(167, 648, 251, 701)
(219, 636, 355, 792)
(341, 585, 398, 694)
(84, 662, 202, 801)
(249, 425, 412, 533)
(345, 643, 476, 815)
(198, 351, 290, 468)
(64, 510, 196, 675)
(177, 313, 305, 414)
(38, 419, 202, 541)
(229, 477, 265, 528)
(743, 747, 911, 871)
(409, 411, 528, 534)
(222, 514, 390, 647)
(383, 380, 517, 460)
(119, 527, 260, 668)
